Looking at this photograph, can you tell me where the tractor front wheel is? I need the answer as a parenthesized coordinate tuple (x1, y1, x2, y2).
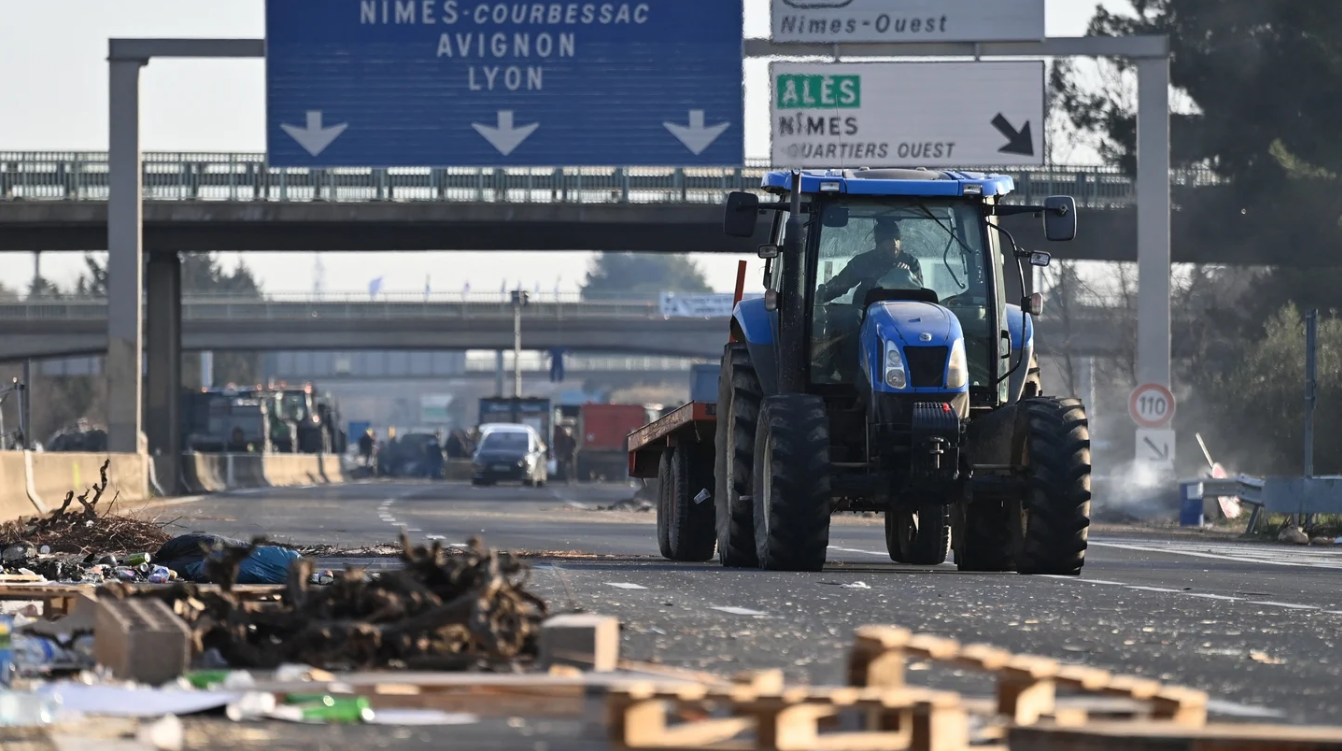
(714, 344, 761, 568)
(1015, 397, 1092, 575)
(752, 394, 832, 572)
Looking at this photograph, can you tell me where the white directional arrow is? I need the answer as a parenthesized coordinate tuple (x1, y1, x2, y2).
(471, 111, 539, 157)
(664, 110, 731, 155)
(279, 111, 348, 157)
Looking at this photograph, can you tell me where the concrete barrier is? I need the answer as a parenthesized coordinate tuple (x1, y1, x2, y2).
(445, 459, 473, 481)
(0, 452, 39, 521)
(29, 452, 149, 509)
(231, 454, 268, 490)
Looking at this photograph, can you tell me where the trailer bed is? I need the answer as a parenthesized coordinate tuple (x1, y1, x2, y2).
(625, 401, 716, 479)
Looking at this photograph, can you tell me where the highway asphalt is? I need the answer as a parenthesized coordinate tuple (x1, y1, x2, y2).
(153, 479, 1342, 727)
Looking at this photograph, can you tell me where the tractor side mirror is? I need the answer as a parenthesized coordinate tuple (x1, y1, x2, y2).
(1043, 196, 1077, 242)
(1028, 251, 1051, 267)
(757, 244, 779, 259)
(724, 192, 761, 237)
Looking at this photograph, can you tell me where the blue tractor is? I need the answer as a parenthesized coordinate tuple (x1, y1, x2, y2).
(706, 168, 1091, 573)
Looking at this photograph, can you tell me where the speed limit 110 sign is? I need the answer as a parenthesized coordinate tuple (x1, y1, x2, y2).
(1129, 383, 1175, 429)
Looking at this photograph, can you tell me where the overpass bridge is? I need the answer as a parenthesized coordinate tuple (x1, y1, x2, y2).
(1, 294, 1141, 362)
(0, 152, 1231, 262)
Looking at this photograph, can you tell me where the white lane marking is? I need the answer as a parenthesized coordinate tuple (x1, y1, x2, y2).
(827, 545, 888, 557)
(826, 540, 1340, 611)
(1205, 699, 1286, 719)
(1090, 538, 1342, 571)
(711, 606, 768, 616)
(1251, 601, 1318, 610)
(605, 583, 648, 590)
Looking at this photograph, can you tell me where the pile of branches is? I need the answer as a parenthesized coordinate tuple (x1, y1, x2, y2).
(0, 460, 171, 556)
(109, 533, 549, 671)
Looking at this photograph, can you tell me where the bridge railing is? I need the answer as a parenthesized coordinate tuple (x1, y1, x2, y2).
(0, 152, 1223, 209)
(0, 296, 678, 321)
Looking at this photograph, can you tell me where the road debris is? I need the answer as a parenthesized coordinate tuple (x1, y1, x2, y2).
(109, 533, 548, 671)
(0, 461, 171, 561)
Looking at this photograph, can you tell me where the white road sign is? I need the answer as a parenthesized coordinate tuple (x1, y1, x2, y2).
(770, 61, 1045, 168)
(772, 0, 1046, 44)
(1129, 383, 1176, 429)
(1136, 428, 1176, 472)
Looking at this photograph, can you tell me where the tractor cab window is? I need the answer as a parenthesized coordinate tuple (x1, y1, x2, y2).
(809, 198, 993, 386)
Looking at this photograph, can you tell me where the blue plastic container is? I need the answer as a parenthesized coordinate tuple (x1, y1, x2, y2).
(1179, 481, 1204, 526)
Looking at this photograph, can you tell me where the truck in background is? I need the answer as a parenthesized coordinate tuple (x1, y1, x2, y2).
(576, 403, 661, 481)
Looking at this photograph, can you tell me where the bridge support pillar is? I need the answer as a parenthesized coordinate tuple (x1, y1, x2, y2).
(146, 251, 182, 494)
(106, 55, 146, 454)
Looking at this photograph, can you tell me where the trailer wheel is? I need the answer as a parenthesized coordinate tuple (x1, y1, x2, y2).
(888, 503, 950, 565)
(656, 450, 675, 560)
(953, 501, 1014, 572)
(666, 444, 717, 562)
(752, 394, 832, 572)
(714, 344, 760, 568)
(1015, 397, 1092, 576)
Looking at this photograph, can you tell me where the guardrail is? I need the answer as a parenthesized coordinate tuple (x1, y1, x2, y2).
(0, 152, 1224, 208)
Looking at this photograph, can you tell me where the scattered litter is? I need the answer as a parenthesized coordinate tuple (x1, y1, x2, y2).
(693, 489, 711, 505)
(841, 581, 871, 590)
(1249, 651, 1284, 665)
(366, 709, 479, 725)
(588, 498, 654, 513)
(38, 683, 243, 718)
(604, 583, 647, 590)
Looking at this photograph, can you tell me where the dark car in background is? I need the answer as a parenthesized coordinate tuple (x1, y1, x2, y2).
(471, 426, 547, 487)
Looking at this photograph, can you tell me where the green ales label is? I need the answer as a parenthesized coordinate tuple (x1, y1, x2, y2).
(776, 75, 861, 109)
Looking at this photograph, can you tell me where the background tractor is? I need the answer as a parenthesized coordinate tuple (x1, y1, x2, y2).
(681, 168, 1093, 574)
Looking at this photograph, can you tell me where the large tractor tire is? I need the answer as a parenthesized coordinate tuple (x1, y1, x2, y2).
(656, 450, 675, 559)
(887, 503, 950, 565)
(953, 501, 1014, 572)
(1015, 397, 1092, 576)
(752, 394, 832, 572)
(660, 445, 718, 562)
(714, 344, 761, 568)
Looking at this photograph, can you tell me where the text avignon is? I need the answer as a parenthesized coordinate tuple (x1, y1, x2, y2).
(358, 1, 650, 92)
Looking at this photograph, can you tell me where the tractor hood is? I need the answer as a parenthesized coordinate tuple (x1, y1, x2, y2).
(865, 301, 957, 346)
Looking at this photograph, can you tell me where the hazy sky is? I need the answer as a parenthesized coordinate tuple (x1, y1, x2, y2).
(0, 0, 1115, 296)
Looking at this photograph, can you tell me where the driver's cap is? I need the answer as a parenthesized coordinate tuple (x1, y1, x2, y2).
(874, 219, 902, 242)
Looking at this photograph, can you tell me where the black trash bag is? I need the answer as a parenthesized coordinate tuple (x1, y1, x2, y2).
(154, 533, 245, 579)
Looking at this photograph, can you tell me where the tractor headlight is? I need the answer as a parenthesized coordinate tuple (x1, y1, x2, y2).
(883, 339, 907, 389)
(946, 340, 968, 389)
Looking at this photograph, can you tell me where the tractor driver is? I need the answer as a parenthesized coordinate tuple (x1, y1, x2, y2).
(816, 218, 924, 305)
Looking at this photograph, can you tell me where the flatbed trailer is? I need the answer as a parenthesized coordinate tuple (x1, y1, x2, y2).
(626, 401, 720, 562)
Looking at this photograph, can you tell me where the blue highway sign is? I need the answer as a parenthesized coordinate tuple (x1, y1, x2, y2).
(266, 0, 744, 167)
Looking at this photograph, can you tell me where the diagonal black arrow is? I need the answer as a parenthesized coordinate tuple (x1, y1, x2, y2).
(991, 114, 1034, 156)
(1143, 436, 1170, 460)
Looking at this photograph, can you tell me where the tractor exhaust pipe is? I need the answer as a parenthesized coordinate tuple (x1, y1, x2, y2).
(778, 170, 807, 394)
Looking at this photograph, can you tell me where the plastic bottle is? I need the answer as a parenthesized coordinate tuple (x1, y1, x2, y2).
(148, 566, 172, 584)
(3, 635, 88, 682)
(0, 690, 61, 726)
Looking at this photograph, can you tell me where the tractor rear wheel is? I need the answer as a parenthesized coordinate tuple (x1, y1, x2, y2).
(656, 450, 675, 560)
(752, 394, 832, 572)
(665, 444, 717, 562)
(1015, 397, 1092, 575)
(888, 503, 950, 565)
(714, 344, 761, 568)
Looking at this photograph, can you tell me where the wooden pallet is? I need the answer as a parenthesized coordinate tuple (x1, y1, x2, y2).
(848, 625, 1209, 728)
(608, 678, 968, 751)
